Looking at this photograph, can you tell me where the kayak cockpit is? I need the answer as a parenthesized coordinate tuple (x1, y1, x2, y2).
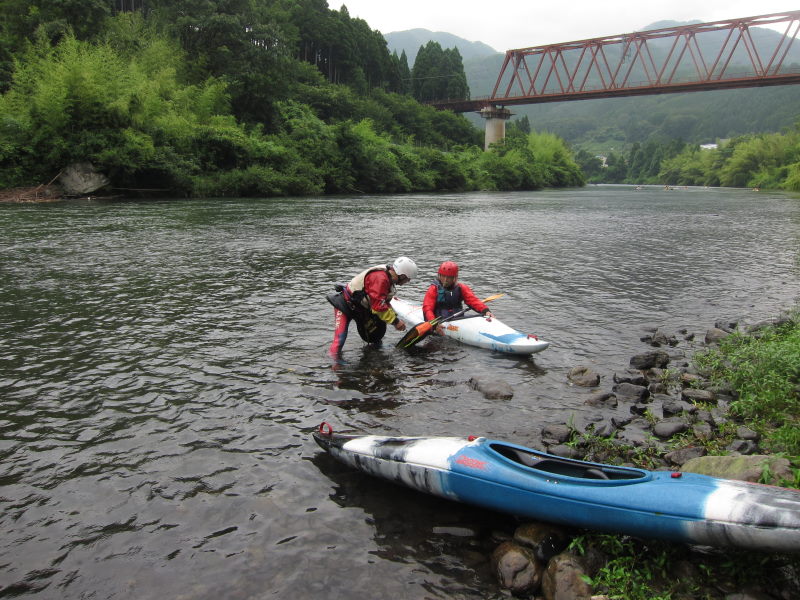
(490, 443, 647, 481)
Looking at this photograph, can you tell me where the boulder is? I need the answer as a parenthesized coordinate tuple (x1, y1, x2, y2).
(630, 350, 670, 369)
(491, 541, 544, 595)
(541, 552, 594, 600)
(468, 377, 513, 399)
(58, 162, 109, 195)
(568, 366, 600, 387)
(704, 327, 730, 344)
(612, 382, 650, 402)
(513, 522, 572, 562)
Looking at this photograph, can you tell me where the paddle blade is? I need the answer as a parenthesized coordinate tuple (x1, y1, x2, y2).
(482, 293, 505, 303)
(396, 321, 434, 349)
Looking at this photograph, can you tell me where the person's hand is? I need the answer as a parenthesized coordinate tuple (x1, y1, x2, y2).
(484, 311, 493, 320)
(393, 320, 406, 331)
(435, 324, 444, 335)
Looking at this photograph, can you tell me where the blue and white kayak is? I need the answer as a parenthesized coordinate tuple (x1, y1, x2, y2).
(390, 297, 549, 355)
(313, 426, 800, 553)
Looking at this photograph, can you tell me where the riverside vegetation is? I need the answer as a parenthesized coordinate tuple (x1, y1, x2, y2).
(0, 3, 582, 197)
(568, 119, 800, 189)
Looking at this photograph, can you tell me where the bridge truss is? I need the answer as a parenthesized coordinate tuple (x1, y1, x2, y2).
(436, 11, 800, 111)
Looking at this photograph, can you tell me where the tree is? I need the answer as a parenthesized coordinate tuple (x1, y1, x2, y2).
(411, 41, 469, 102)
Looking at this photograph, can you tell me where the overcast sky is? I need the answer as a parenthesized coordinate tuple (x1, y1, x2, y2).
(329, 1, 799, 51)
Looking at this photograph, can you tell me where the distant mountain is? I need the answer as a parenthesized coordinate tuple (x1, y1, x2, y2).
(385, 24, 800, 153)
(384, 29, 498, 65)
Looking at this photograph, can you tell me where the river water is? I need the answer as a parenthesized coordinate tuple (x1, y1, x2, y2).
(2, 186, 800, 599)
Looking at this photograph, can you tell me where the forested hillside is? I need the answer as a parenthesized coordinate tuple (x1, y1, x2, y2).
(0, 1, 583, 197)
(387, 23, 800, 189)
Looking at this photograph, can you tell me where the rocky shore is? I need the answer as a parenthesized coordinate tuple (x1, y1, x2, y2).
(471, 315, 800, 599)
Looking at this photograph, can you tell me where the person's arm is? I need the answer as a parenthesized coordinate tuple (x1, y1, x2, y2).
(422, 284, 438, 321)
(459, 283, 491, 316)
(364, 271, 402, 326)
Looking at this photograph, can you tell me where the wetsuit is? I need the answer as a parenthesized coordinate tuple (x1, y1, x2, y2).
(329, 265, 400, 355)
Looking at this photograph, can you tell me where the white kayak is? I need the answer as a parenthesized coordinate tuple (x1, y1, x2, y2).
(391, 297, 550, 355)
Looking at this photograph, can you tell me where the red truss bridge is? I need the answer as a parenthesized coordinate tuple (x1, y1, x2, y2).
(434, 10, 800, 112)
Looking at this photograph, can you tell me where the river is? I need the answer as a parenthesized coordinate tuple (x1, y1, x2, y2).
(2, 185, 799, 599)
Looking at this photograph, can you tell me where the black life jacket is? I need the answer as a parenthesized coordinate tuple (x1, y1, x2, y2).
(432, 279, 463, 318)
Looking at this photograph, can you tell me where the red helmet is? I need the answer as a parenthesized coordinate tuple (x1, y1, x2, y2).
(438, 261, 459, 277)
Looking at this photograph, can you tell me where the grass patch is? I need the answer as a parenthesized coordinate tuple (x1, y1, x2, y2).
(694, 315, 800, 455)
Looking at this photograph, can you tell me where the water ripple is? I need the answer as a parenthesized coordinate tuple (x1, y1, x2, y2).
(1, 189, 799, 598)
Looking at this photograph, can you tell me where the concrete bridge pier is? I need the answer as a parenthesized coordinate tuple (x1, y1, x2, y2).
(480, 106, 512, 150)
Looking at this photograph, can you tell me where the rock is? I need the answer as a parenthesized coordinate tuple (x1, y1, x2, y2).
(704, 327, 730, 344)
(695, 409, 715, 424)
(736, 426, 759, 441)
(468, 377, 513, 399)
(653, 417, 690, 438)
(568, 366, 600, 387)
(681, 388, 716, 404)
(613, 370, 647, 386)
(640, 329, 679, 347)
(611, 415, 632, 428)
(644, 368, 671, 384)
(692, 421, 713, 440)
(58, 162, 109, 195)
(727, 439, 758, 455)
(513, 522, 572, 562)
(664, 446, 707, 466)
(612, 382, 650, 402)
(542, 424, 572, 444)
(589, 419, 617, 438)
(548, 444, 582, 459)
(681, 455, 793, 484)
(681, 372, 706, 386)
(541, 552, 594, 600)
(584, 392, 617, 408)
(715, 319, 739, 332)
(630, 350, 670, 369)
(661, 398, 697, 417)
(491, 541, 544, 595)
(616, 425, 650, 447)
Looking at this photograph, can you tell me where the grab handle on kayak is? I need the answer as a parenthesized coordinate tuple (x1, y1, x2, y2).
(318, 422, 333, 436)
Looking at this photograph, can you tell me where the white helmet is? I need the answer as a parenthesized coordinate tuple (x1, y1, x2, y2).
(392, 256, 418, 281)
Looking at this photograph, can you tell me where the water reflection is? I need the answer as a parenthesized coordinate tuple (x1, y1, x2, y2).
(311, 451, 515, 599)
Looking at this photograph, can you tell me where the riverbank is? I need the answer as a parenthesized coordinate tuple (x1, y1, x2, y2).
(487, 310, 800, 599)
(0, 184, 62, 203)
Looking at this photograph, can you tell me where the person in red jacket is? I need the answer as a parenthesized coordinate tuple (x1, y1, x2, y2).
(328, 256, 418, 356)
(422, 261, 493, 334)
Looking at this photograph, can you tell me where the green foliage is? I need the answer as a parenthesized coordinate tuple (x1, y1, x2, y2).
(526, 131, 585, 187)
(412, 41, 469, 102)
(335, 119, 411, 193)
(695, 317, 800, 454)
(572, 533, 799, 600)
(0, 1, 580, 196)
